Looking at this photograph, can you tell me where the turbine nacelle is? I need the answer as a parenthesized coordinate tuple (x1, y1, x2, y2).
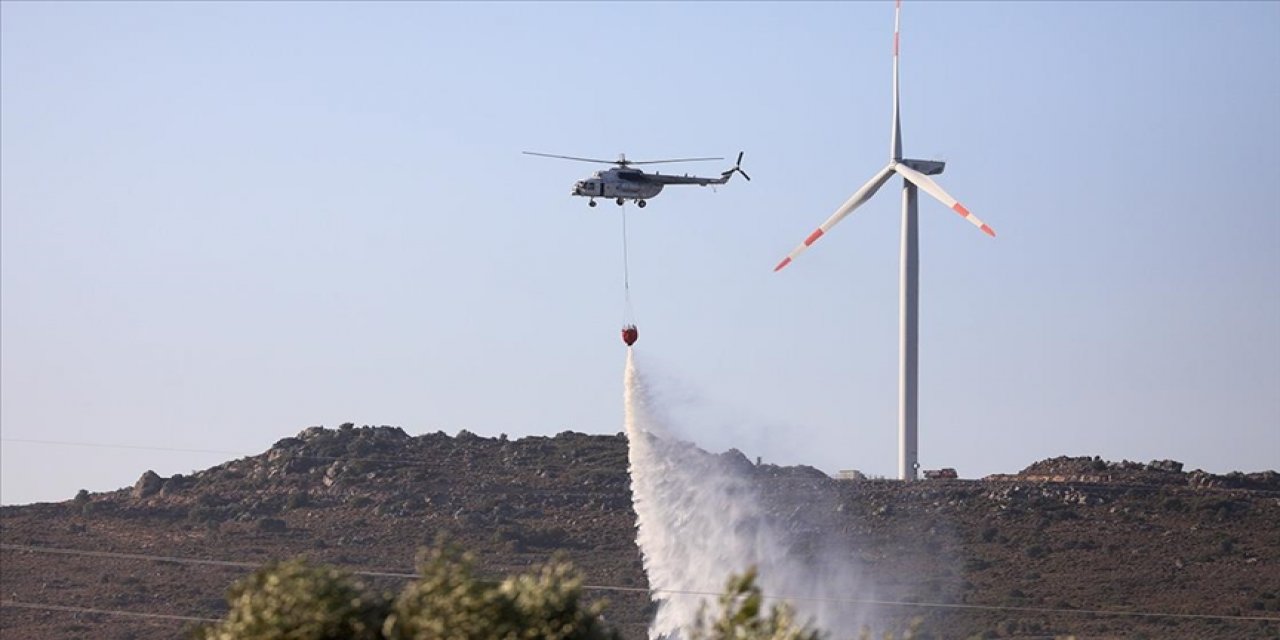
(896, 159, 945, 176)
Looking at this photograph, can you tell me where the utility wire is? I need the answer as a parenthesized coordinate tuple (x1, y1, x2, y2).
(5, 544, 1278, 624)
(2, 438, 247, 458)
(0, 544, 414, 579)
(5, 437, 1273, 498)
(1, 600, 219, 624)
(0, 437, 624, 480)
(0, 600, 1090, 640)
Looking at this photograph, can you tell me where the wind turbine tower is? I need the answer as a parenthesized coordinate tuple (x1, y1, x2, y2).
(774, 0, 995, 481)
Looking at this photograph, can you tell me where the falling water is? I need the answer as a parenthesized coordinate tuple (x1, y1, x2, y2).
(623, 349, 871, 638)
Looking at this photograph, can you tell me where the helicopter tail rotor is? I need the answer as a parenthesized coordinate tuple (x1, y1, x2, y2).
(720, 151, 751, 182)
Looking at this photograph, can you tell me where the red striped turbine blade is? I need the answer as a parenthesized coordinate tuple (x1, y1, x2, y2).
(772, 165, 896, 271)
(893, 162, 996, 237)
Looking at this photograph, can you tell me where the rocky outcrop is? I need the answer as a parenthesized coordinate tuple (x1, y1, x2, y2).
(3, 428, 1277, 640)
(131, 470, 162, 499)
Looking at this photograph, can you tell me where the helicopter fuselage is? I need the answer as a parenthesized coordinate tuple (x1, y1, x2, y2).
(524, 150, 746, 207)
(573, 170, 664, 202)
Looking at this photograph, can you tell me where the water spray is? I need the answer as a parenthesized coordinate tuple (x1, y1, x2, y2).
(623, 350, 871, 638)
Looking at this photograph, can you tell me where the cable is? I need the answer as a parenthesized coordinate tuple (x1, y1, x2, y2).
(5, 435, 1275, 507)
(620, 203, 636, 327)
(2, 438, 248, 458)
(6, 437, 1273, 499)
(0, 544, 415, 580)
(0, 436, 627, 474)
(0, 600, 1103, 640)
(0, 437, 629, 488)
(621, 203, 631, 294)
(0, 599, 219, 623)
(4, 437, 1275, 509)
(5, 544, 1278, 624)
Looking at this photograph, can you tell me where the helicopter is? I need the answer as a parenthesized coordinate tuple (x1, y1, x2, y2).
(523, 151, 749, 208)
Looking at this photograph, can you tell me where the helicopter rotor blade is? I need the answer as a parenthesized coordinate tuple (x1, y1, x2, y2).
(625, 157, 724, 165)
(522, 151, 620, 165)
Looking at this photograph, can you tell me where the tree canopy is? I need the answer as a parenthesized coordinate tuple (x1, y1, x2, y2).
(197, 547, 827, 640)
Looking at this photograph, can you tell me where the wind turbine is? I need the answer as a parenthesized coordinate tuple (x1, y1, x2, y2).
(773, 0, 995, 481)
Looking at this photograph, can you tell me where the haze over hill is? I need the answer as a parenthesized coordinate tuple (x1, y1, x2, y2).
(2, 424, 1277, 639)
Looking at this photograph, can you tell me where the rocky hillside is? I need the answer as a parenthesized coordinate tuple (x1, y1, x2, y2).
(2, 425, 1277, 639)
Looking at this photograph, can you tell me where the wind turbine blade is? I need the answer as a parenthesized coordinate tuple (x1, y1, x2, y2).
(773, 165, 896, 271)
(893, 162, 996, 237)
(891, 0, 902, 161)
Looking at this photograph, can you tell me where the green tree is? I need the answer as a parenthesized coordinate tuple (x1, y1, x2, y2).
(199, 547, 857, 640)
(382, 545, 619, 640)
(197, 558, 389, 640)
(690, 568, 824, 640)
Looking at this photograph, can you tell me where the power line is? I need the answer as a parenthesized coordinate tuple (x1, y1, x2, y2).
(0, 544, 415, 579)
(0, 437, 636, 498)
(2, 437, 248, 457)
(0, 436, 442, 466)
(1, 599, 219, 624)
(5, 544, 1278, 624)
(0, 600, 1089, 640)
(0, 436, 615, 474)
(6, 437, 1274, 498)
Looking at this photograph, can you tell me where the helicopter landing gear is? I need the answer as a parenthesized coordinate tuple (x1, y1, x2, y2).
(588, 199, 597, 207)
(637, 199, 647, 208)
(616, 198, 625, 206)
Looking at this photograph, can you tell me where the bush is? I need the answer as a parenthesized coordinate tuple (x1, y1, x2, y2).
(256, 518, 287, 533)
(521, 524, 575, 549)
(964, 557, 993, 571)
(201, 547, 920, 640)
(286, 491, 310, 510)
(689, 568, 824, 640)
(197, 559, 389, 640)
(187, 505, 225, 527)
(1218, 537, 1236, 555)
(382, 545, 619, 640)
(198, 545, 620, 640)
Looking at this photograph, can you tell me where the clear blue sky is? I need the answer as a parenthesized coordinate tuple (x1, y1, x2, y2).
(3, 1, 1278, 505)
